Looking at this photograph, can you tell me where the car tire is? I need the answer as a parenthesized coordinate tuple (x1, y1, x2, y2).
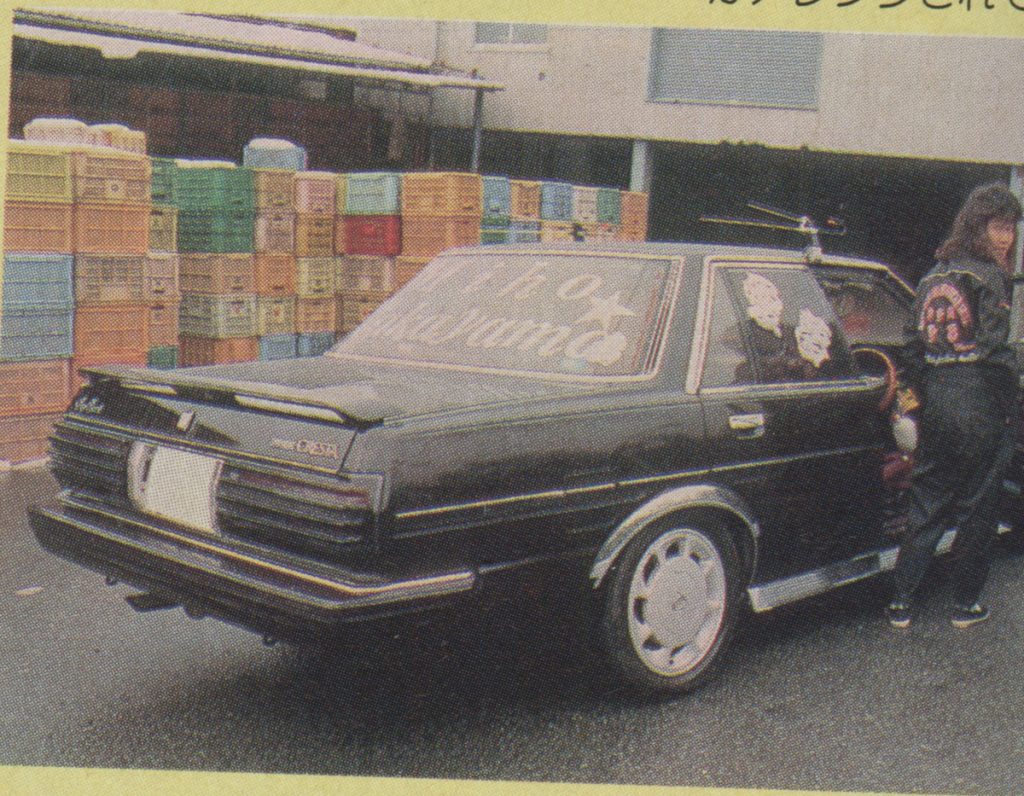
(600, 520, 742, 694)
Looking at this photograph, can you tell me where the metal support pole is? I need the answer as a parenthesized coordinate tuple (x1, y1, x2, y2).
(1011, 165, 1023, 274)
(629, 140, 653, 193)
(470, 88, 484, 173)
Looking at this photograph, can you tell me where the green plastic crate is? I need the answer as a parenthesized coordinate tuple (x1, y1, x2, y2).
(597, 188, 622, 224)
(147, 345, 179, 369)
(174, 167, 255, 213)
(150, 158, 177, 205)
(177, 211, 255, 253)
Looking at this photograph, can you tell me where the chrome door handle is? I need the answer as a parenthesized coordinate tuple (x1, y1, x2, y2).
(729, 413, 765, 438)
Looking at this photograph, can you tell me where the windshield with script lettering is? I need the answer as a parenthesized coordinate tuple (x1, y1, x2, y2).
(328, 253, 678, 378)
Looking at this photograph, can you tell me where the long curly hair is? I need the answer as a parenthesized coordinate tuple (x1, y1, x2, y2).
(936, 182, 1022, 262)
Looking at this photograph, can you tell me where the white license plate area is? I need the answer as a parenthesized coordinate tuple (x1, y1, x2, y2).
(132, 444, 223, 534)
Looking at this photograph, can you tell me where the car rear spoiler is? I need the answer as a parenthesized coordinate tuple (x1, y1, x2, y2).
(78, 366, 384, 430)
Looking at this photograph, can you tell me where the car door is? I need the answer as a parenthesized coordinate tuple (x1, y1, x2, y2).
(693, 258, 888, 582)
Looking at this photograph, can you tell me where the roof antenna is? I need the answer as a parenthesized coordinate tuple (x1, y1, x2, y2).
(700, 202, 846, 264)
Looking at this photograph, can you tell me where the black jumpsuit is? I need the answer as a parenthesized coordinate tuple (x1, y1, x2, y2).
(891, 255, 1019, 609)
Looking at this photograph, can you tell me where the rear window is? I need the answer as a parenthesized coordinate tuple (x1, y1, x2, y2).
(814, 270, 912, 346)
(329, 252, 678, 379)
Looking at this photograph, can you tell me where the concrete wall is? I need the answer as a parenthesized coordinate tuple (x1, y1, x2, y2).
(332, 18, 1024, 165)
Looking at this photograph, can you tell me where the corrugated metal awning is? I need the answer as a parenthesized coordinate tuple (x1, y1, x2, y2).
(13, 13, 503, 92)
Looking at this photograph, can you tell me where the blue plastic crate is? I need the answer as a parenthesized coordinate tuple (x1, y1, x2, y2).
(345, 173, 402, 215)
(510, 219, 541, 244)
(2, 254, 74, 310)
(483, 176, 511, 220)
(296, 331, 336, 357)
(242, 141, 307, 171)
(258, 333, 298, 361)
(0, 305, 74, 361)
(540, 182, 573, 221)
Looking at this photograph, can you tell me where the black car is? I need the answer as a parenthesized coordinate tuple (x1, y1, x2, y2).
(32, 242, 913, 693)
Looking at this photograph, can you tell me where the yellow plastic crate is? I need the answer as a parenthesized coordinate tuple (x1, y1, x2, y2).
(335, 174, 348, 214)
(5, 141, 73, 203)
(401, 172, 482, 217)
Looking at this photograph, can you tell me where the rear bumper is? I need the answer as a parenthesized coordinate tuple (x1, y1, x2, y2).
(29, 493, 476, 644)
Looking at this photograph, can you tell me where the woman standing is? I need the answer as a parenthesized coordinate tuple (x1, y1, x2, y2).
(887, 183, 1022, 629)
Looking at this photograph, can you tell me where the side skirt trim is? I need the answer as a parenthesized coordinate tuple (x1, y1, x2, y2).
(747, 529, 958, 613)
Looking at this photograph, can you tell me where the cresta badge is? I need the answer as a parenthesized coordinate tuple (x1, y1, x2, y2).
(73, 395, 104, 415)
(271, 437, 340, 460)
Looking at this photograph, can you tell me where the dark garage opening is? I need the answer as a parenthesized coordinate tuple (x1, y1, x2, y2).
(649, 141, 1009, 284)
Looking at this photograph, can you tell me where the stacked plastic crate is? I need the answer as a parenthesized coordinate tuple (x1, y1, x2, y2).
(539, 181, 575, 242)
(146, 157, 181, 369)
(338, 173, 403, 334)
(252, 166, 299, 361)
(175, 161, 259, 366)
(595, 188, 622, 240)
(69, 143, 153, 391)
(293, 171, 338, 357)
(618, 191, 650, 241)
(1, 141, 76, 464)
(509, 180, 542, 243)
(480, 176, 512, 246)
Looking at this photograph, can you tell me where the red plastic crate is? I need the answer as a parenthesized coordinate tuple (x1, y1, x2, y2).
(344, 215, 402, 256)
(4, 201, 74, 253)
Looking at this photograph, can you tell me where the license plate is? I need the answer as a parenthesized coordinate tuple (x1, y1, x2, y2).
(130, 443, 223, 534)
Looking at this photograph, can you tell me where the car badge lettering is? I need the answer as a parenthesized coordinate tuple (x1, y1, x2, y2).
(176, 411, 196, 433)
(271, 438, 339, 460)
(73, 395, 104, 415)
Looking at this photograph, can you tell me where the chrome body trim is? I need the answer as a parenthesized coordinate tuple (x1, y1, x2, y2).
(41, 495, 475, 608)
(747, 529, 958, 612)
(395, 445, 877, 520)
(589, 484, 760, 587)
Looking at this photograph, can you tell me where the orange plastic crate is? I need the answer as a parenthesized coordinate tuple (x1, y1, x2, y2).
(0, 359, 72, 417)
(400, 215, 479, 258)
(333, 216, 347, 255)
(0, 411, 62, 464)
(401, 172, 482, 217)
(511, 180, 541, 220)
(179, 335, 258, 367)
(179, 254, 255, 295)
(73, 203, 150, 254)
(254, 254, 297, 296)
(394, 256, 430, 290)
(148, 301, 181, 348)
(4, 201, 74, 253)
(295, 297, 337, 333)
(74, 302, 150, 362)
(295, 214, 334, 257)
(619, 191, 649, 226)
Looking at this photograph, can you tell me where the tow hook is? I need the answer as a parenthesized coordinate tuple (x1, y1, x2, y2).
(125, 592, 178, 612)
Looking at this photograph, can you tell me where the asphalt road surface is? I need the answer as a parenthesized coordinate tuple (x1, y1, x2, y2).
(4, 467, 1024, 794)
